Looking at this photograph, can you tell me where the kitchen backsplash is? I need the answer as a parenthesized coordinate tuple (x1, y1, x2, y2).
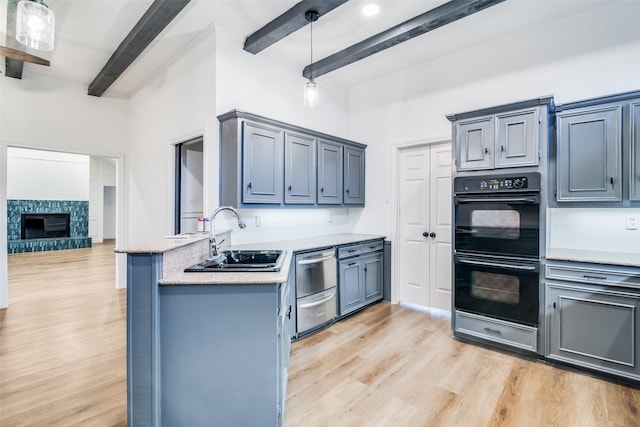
(547, 208, 640, 254)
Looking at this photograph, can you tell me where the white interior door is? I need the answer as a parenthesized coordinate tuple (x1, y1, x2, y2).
(428, 144, 452, 311)
(399, 146, 430, 306)
(398, 143, 452, 310)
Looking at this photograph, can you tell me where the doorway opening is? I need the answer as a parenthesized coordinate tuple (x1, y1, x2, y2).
(174, 137, 204, 235)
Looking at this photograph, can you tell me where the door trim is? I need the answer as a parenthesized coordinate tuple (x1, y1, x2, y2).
(391, 138, 450, 304)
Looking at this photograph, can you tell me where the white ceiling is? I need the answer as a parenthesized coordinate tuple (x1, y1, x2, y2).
(2, 0, 639, 99)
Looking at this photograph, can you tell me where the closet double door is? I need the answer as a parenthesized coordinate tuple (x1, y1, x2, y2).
(398, 143, 452, 310)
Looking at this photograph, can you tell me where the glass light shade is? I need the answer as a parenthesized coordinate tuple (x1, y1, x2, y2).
(304, 79, 319, 107)
(16, 0, 55, 51)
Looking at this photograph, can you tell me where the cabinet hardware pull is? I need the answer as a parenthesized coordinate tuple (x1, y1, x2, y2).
(484, 327, 502, 335)
(610, 177, 614, 186)
(484, 147, 489, 154)
(501, 145, 505, 153)
(348, 262, 357, 266)
(288, 185, 292, 191)
(286, 305, 292, 319)
(346, 189, 350, 193)
(552, 302, 556, 309)
(247, 182, 252, 189)
(320, 187, 324, 192)
(583, 275, 607, 280)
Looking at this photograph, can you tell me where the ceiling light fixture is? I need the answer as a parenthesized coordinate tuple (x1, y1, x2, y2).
(15, 0, 55, 51)
(362, 3, 380, 17)
(304, 10, 319, 108)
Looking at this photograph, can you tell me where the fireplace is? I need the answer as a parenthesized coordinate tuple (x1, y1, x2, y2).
(21, 213, 71, 240)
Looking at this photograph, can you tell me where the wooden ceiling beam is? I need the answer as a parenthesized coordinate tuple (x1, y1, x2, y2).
(243, 0, 349, 54)
(87, 0, 191, 97)
(303, 0, 506, 80)
(5, 0, 24, 79)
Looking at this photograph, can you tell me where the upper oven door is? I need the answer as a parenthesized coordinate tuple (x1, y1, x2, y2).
(454, 193, 540, 258)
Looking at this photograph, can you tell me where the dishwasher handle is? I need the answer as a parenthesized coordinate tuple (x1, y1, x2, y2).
(298, 292, 336, 308)
(297, 254, 335, 265)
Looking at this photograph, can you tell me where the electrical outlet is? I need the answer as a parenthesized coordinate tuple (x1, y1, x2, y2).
(255, 215, 262, 228)
(626, 215, 638, 230)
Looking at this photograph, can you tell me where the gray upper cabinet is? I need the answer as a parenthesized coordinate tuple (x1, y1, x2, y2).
(495, 109, 539, 168)
(242, 122, 284, 204)
(556, 105, 622, 202)
(284, 132, 316, 204)
(631, 102, 640, 201)
(317, 140, 343, 205)
(219, 110, 366, 208)
(343, 146, 365, 205)
(448, 98, 552, 172)
(456, 116, 494, 171)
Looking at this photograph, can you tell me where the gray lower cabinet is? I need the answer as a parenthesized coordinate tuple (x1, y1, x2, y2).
(338, 240, 383, 316)
(242, 121, 284, 204)
(631, 101, 640, 201)
(159, 282, 290, 426)
(556, 105, 622, 201)
(285, 132, 316, 204)
(126, 251, 291, 426)
(545, 262, 640, 382)
(317, 139, 343, 205)
(343, 146, 365, 205)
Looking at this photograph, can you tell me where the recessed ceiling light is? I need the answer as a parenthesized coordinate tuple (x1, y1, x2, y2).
(362, 3, 380, 17)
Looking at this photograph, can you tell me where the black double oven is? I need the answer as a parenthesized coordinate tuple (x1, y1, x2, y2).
(453, 172, 542, 335)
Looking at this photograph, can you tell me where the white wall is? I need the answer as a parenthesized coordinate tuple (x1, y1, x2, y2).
(7, 147, 89, 200)
(0, 73, 128, 307)
(548, 209, 640, 254)
(347, 1, 640, 240)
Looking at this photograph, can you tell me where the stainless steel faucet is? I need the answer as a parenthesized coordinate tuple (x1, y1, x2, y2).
(209, 206, 247, 259)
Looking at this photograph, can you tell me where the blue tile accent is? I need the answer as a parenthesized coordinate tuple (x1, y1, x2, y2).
(7, 200, 92, 253)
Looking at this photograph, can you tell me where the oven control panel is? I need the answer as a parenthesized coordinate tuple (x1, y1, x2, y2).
(454, 172, 541, 193)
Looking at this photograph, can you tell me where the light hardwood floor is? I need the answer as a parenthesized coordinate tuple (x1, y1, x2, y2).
(1, 244, 639, 426)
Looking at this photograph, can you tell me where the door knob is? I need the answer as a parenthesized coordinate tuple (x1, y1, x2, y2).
(423, 232, 429, 237)
(429, 232, 436, 238)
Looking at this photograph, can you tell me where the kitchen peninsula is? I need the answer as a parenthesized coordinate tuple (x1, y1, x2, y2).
(116, 232, 385, 426)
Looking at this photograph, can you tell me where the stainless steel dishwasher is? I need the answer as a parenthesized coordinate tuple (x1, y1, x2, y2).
(295, 248, 337, 337)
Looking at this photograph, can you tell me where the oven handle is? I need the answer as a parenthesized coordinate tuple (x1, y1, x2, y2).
(456, 257, 538, 271)
(298, 292, 336, 308)
(297, 254, 335, 265)
(455, 197, 538, 204)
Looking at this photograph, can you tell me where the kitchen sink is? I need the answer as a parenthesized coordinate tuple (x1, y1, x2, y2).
(184, 250, 286, 272)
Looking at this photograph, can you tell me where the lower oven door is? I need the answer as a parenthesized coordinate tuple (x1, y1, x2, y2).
(454, 254, 540, 326)
(297, 287, 337, 335)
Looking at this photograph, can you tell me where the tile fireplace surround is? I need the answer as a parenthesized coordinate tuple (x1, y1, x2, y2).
(7, 200, 92, 253)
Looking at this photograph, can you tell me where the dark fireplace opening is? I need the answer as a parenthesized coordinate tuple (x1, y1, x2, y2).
(21, 213, 71, 240)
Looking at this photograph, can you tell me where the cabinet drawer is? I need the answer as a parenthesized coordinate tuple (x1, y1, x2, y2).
(546, 263, 640, 289)
(455, 310, 537, 352)
(360, 240, 383, 254)
(338, 245, 362, 259)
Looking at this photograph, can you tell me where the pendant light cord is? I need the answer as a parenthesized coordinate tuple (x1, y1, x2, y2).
(310, 19, 313, 80)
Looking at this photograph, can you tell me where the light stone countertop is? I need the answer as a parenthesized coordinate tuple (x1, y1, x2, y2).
(114, 232, 212, 254)
(121, 233, 385, 285)
(546, 248, 640, 268)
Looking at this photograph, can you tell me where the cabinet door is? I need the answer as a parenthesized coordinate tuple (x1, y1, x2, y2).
(317, 140, 343, 204)
(284, 132, 316, 204)
(456, 116, 494, 171)
(242, 122, 284, 204)
(546, 283, 640, 380)
(631, 102, 640, 201)
(339, 259, 363, 315)
(556, 106, 622, 201)
(363, 252, 382, 303)
(495, 109, 539, 168)
(343, 146, 365, 205)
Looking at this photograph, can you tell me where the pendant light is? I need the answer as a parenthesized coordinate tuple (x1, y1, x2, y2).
(304, 10, 319, 107)
(15, 0, 56, 51)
